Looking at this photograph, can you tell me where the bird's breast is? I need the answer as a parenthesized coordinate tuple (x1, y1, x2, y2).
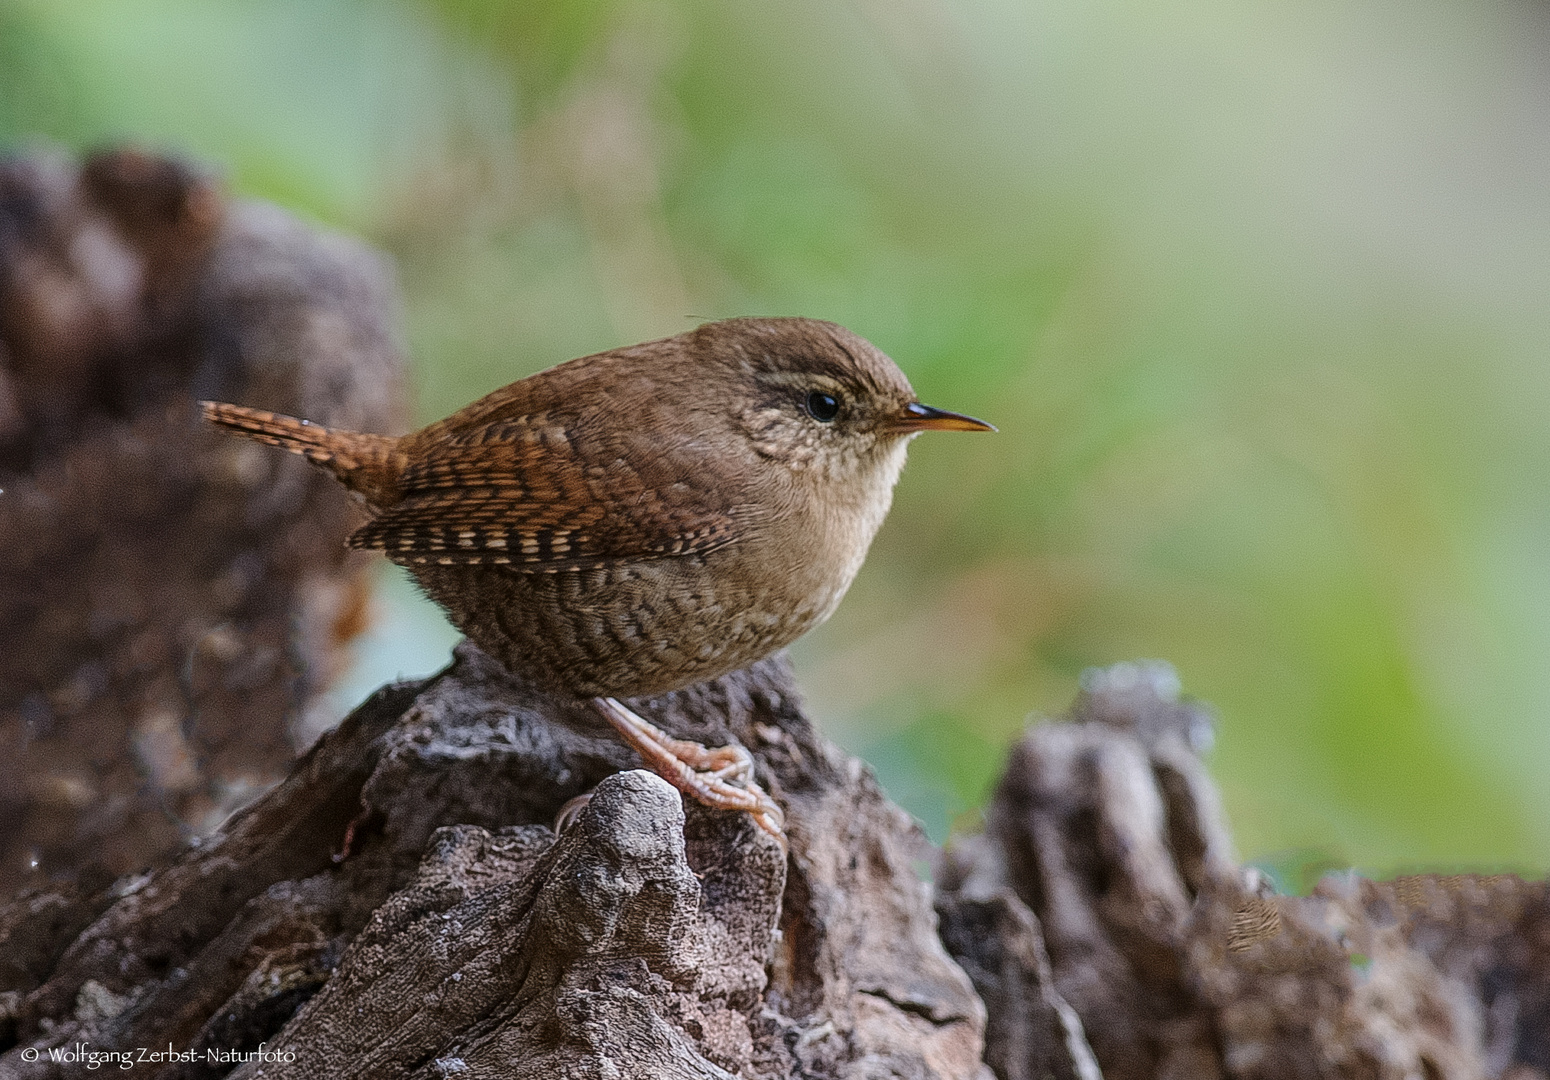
(739, 435, 911, 629)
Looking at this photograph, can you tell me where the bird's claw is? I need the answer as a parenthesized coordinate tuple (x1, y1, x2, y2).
(592, 696, 787, 851)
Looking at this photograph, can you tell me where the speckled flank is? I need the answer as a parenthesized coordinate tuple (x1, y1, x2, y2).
(407, 548, 816, 698)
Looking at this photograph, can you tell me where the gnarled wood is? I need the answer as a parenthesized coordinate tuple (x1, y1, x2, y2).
(937, 661, 1550, 1080)
(0, 146, 405, 894)
(1, 645, 989, 1079)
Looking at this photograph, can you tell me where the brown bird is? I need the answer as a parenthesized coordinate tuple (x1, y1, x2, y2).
(202, 316, 992, 842)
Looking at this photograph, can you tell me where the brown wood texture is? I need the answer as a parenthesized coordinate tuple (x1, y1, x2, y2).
(936, 662, 1550, 1080)
(0, 146, 405, 895)
(0, 646, 990, 1079)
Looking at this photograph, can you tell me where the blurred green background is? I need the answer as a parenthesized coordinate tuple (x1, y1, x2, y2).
(7, 0, 1549, 884)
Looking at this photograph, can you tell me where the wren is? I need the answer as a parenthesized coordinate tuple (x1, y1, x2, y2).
(203, 316, 993, 841)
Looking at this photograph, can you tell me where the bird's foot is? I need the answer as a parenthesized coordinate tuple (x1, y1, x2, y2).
(592, 696, 786, 848)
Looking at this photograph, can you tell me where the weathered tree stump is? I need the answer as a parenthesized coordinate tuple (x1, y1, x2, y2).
(6, 649, 1548, 1079)
(0, 146, 405, 892)
(936, 662, 1550, 1080)
(0, 645, 989, 1079)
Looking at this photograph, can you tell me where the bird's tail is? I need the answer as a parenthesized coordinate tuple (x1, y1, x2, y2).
(200, 401, 401, 505)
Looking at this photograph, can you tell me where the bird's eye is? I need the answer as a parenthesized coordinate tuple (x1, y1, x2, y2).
(805, 390, 841, 422)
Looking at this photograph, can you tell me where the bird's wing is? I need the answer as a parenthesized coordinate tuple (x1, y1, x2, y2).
(346, 421, 740, 571)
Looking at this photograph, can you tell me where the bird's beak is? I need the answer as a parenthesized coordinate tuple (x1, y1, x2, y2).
(883, 402, 997, 434)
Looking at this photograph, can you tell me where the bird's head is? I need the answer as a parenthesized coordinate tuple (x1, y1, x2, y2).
(693, 317, 993, 491)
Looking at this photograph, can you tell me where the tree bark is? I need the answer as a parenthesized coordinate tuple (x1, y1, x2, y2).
(1, 645, 990, 1079)
(935, 662, 1550, 1080)
(0, 146, 405, 894)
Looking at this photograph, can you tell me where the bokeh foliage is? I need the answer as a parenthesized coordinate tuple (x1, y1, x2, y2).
(7, 0, 1549, 878)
